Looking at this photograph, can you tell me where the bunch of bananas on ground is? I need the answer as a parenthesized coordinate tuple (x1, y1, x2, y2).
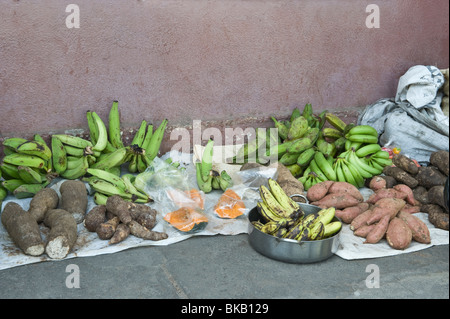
(196, 139, 233, 193)
(1, 135, 57, 198)
(125, 117, 168, 174)
(253, 179, 342, 240)
(296, 115, 392, 190)
(82, 168, 151, 205)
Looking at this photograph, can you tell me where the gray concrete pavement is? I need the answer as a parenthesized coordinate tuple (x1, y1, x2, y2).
(0, 234, 448, 300)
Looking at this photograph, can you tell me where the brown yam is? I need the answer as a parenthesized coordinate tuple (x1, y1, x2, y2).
(365, 215, 390, 244)
(327, 182, 364, 202)
(44, 209, 78, 259)
(1, 202, 45, 256)
(397, 211, 431, 244)
(28, 188, 59, 223)
(366, 188, 407, 204)
(306, 181, 334, 202)
(412, 186, 430, 205)
(427, 185, 446, 209)
(350, 209, 373, 230)
(393, 184, 418, 206)
(380, 175, 398, 188)
(128, 220, 168, 241)
(415, 166, 446, 189)
(335, 202, 370, 224)
(366, 198, 406, 225)
(109, 223, 131, 244)
(310, 193, 360, 209)
(424, 204, 449, 230)
(96, 216, 120, 240)
(369, 176, 386, 191)
(383, 166, 418, 188)
(392, 154, 419, 175)
(59, 180, 88, 224)
(353, 224, 377, 238)
(429, 150, 449, 176)
(386, 217, 412, 250)
(105, 195, 132, 224)
(84, 205, 107, 232)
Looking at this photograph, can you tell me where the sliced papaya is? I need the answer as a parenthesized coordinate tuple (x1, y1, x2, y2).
(163, 207, 208, 233)
(214, 189, 246, 219)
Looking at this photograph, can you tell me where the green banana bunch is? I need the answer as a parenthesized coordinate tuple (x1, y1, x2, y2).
(344, 125, 379, 144)
(195, 139, 233, 193)
(1, 136, 56, 198)
(83, 168, 151, 203)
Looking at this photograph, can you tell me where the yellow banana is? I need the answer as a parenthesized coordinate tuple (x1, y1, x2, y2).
(323, 221, 342, 238)
(267, 178, 299, 215)
(256, 201, 283, 223)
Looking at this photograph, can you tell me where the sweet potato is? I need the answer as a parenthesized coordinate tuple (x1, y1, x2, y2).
(399, 204, 421, 214)
(28, 188, 59, 223)
(429, 150, 449, 176)
(353, 224, 376, 238)
(392, 154, 419, 175)
(327, 182, 364, 202)
(350, 209, 373, 231)
(84, 205, 107, 232)
(310, 193, 360, 209)
(369, 176, 386, 191)
(365, 215, 390, 244)
(366, 188, 407, 204)
(397, 211, 431, 244)
(1, 202, 45, 256)
(335, 202, 370, 224)
(366, 198, 406, 225)
(306, 180, 334, 202)
(59, 180, 88, 224)
(393, 184, 417, 206)
(383, 166, 418, 188)
(44, 209, 78, 259)
(415, 166, 446, 189)
(386, 217, 412, 250)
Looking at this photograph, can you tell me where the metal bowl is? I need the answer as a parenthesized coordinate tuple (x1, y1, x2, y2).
(247, 203, 341, 263)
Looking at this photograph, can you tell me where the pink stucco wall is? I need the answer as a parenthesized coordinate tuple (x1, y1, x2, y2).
(0, 0, 448, 148)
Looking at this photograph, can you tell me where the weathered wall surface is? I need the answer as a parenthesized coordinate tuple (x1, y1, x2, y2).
(0, 0, 448, 150)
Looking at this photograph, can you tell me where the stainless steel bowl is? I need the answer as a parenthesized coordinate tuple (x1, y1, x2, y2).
(247, 203, 341, 263)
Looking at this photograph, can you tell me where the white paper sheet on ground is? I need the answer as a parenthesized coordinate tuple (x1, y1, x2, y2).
(0, 150, 449, 270)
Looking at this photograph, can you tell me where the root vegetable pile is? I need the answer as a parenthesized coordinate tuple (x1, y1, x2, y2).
(84, 195, 168, 244)
(380, 150, 449, 230)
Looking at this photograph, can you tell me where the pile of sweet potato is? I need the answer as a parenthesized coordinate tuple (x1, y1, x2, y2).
(379, 151, 449, 230)
(351, 179, 431, 250)
(306, 179, 431, 250)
